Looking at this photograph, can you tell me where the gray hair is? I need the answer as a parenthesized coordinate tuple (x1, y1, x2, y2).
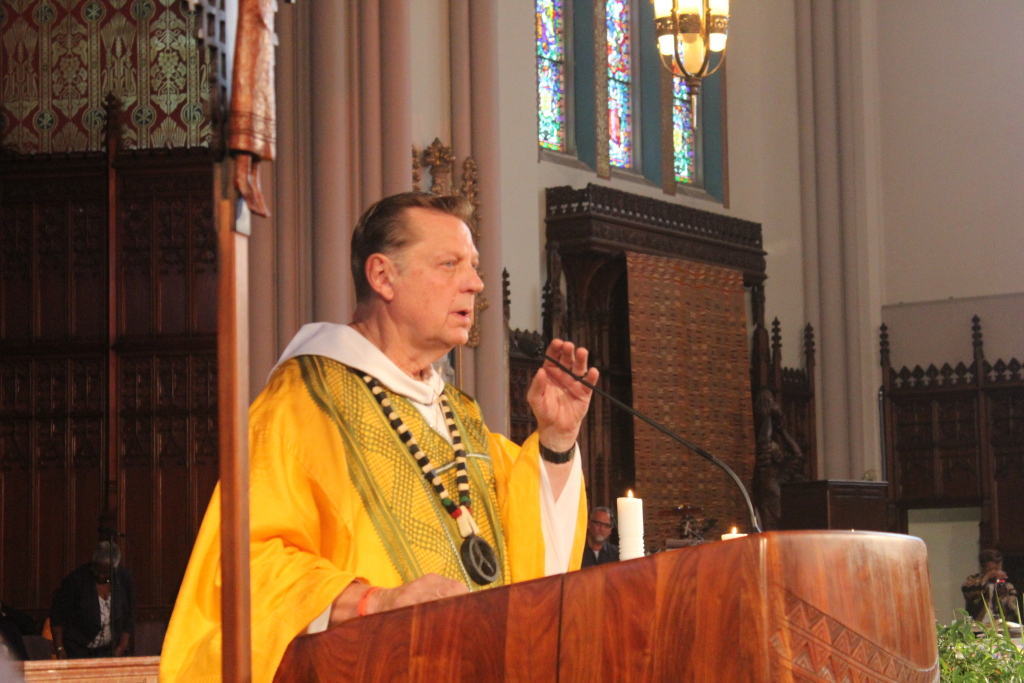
(589, 506, 616, 526)
(92, 541, 121, 568)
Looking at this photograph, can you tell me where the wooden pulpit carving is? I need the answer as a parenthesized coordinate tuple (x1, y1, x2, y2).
(273, 531, 939, 683)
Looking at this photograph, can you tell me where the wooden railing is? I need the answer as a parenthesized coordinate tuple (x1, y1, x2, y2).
(21, 656, 159, 682)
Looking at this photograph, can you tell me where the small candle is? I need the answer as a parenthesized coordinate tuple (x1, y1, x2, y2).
(617, 490, 645, 560)
(721, 526, 746, 541)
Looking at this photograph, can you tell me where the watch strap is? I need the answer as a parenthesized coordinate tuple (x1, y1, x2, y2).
(539, 442, 575, 464)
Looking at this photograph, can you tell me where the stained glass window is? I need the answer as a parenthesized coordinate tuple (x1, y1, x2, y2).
(537, 0, 566, 151)
(673, 76, 696, 183)
(607, 0, 631, 167)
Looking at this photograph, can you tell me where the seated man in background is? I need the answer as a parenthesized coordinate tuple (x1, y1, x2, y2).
(161, 193, 598, 683)
(963, 548, 1020, 622)
(50, 542, 135, 658)
(580, 507, 619, 568)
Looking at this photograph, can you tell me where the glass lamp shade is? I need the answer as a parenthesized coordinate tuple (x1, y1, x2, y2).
(659, 34, 675, 55)
(678, 0, 703, 17)
(681, 33, 705, 74)
(709, 0, 728, 51)
(654, 0, 674, 19)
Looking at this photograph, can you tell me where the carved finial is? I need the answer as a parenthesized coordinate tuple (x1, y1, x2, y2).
(803, 324, 815, 362)
(879, 323, 890, 367)
(502, 268, 510, 323)
(412, 146, 422, 192)
(459, 157, 480, 237)
(468, 296, 489, 349)
(972, 315, 984, 357)
(423, 138, 455, 196)
(771, 318, 782, 353)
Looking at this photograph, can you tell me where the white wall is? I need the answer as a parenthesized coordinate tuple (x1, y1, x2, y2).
(882, 293, 1024, 371)
(879, 2, 1024, 306)
(495, 0, 808, 368)
(908, 508, 981, 625)
(726, 0, 805, 367)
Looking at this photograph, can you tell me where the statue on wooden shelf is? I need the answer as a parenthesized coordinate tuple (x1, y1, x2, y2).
(752, 388, 807, 531)
(661, 505, 717, 548)
(676, 510, 717, 543)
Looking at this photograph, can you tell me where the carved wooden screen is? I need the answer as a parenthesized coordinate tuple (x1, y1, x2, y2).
(0, 152, 216, 624)
(882, 317, 1024, 554)
(115, 156, 218, 617)
(543, 184, 765, 548)
(0, 159, 109, 613)
(750, 314, 818, 482)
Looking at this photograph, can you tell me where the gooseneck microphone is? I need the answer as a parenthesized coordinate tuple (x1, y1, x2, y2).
(523, 339, 763, 534)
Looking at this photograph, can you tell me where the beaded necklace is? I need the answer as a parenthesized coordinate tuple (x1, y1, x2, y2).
(360, 373, 500, 586)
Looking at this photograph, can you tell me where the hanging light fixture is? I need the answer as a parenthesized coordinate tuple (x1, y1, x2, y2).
(654, 0, 729, 101)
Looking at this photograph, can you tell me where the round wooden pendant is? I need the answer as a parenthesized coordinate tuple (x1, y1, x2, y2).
(460, 534, 500, 586)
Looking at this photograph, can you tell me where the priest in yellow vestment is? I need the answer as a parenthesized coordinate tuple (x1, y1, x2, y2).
(160, 193, 598, 683)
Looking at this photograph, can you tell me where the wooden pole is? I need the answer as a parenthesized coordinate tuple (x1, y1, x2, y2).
(104, 97, 120, 527)
(216, 158, 252, 682)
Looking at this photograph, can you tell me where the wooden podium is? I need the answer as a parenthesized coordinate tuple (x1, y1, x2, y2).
(274, 531, 938, 682)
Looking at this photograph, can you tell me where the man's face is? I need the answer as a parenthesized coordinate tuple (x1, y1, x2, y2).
(386, 208, 483, 360)
(587, 510, 613, 545)
(984, 560, 1003, 575)
(91, 562, 112, 584)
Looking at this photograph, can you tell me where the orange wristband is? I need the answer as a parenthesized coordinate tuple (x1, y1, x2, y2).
(357, 586, 380, 617)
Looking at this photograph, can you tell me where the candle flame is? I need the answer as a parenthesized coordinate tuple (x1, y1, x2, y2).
(731, 527, 737, 534)
(628, 490, 634, 498)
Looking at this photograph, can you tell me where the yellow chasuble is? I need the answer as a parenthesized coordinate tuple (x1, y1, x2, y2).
(160, 357, 587, 683)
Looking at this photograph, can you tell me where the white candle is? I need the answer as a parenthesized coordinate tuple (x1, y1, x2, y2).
(721, 526, 746, 541)
(617, 490, 645, 560)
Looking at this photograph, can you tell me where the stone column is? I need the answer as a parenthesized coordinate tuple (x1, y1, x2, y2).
(469, 0, 508, 433)
(274, 0, 313, 354)
(835, 0, 866, 476)
(837, 0, 884, 480)
(794, 0, 824, 472)
(309, 0, 359, 323)
(800, 0, 885, 480)
(450, 0, 476, 396)
(380, 0, 412, 195)
(360, 0, 383, 208)
(247, 1, 315, 399)
(811, 0, 851, 479)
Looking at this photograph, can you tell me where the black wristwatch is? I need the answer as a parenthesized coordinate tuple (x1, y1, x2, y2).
(540, 442, 575, 464)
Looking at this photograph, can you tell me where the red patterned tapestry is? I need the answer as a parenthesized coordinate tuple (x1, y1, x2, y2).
(0, 0, 210, 154)
(626, 253, 756, 546)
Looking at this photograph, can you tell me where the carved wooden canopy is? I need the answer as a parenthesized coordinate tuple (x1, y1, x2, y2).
(544, 184, 766, 287)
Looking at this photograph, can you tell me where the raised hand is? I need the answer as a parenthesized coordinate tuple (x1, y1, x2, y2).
(526, 339, 600, 452)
